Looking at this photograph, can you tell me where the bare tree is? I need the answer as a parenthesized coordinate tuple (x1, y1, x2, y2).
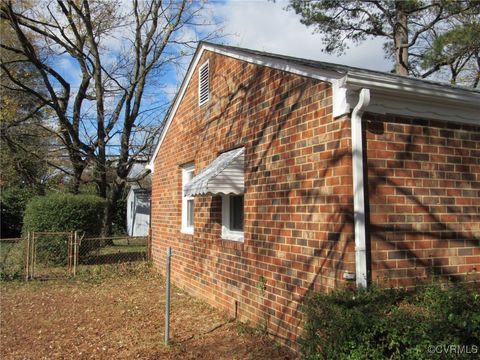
(0, 16, 61, 194)
(1, 0, 221, 234)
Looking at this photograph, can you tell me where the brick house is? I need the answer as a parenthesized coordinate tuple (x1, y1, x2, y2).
(147, 42, 480, 344)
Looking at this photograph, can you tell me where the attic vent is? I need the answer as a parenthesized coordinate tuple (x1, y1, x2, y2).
(198, 61, 209, 106)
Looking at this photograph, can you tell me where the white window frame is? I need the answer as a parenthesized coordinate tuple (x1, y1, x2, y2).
(181, 164, 195, 234)
(198, 60, 209, 106)
(221, 194, 244, 242)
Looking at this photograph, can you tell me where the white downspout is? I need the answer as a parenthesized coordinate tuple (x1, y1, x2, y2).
(351, 88, 370, 288)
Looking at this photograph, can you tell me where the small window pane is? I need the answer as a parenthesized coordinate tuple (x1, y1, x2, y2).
(187, 199, 194, 227)
(230, 195, 244, 231)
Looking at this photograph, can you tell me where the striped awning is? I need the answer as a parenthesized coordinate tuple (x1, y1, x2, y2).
(184, 147, 244, 196)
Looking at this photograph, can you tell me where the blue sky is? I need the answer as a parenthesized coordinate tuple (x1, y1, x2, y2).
(56, 0, 393, 106)
(158, 0, 392, 112)
(52, 0, 392, 153)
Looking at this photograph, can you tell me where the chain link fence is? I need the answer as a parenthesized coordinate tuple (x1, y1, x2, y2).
(0, 233, 150, 281)
(78, 236, 149, 266)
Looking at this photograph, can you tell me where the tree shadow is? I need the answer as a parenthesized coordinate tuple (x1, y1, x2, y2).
(81, 251, 147, 265)
(363, 116, 480, 287)
(156, 52, 479, 348)
(190, 59, 355, 345)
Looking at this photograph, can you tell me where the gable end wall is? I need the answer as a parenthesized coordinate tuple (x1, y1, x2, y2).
(151, 50, 355, 343)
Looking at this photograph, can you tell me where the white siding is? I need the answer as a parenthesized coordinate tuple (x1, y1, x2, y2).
(126, 187, 151, 236)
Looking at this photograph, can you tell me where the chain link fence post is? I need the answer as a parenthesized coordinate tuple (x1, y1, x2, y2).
(25, 232, 30, 281)
(164, 247, 172, 346)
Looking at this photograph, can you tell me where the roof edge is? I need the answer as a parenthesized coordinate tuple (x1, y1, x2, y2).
(148, 42, 480, 171)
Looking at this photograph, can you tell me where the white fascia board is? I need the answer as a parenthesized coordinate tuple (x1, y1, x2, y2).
(332, 76, 350, 118)
(345, 72, 480, 125)
(147, 44, 344, 172)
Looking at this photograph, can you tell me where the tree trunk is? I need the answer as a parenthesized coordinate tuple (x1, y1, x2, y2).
(71, 172, 81, 194)
(472, 55, 480, 88)
(70, 161, 85, 194)
(102, 199, 113, 239)
(394, 1, 409, 75)
(96, 144, 107, 199)
(102, 181, 124, 238)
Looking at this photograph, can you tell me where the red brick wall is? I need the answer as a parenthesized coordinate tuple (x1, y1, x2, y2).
(151, 51, 355, 343)
(365, 116, 480, 287)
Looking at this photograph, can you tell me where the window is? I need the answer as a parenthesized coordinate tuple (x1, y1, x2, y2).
(221, 194, 244, 241)
(198, 60, 209, 106)
(181, 164, 195, 234)
(229, 195, 244, 231)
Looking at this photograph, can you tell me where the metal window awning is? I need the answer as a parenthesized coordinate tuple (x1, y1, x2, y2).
(184, 147, 244, 196)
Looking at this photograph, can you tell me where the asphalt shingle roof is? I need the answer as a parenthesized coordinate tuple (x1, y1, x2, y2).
(204, 42, 479, 95)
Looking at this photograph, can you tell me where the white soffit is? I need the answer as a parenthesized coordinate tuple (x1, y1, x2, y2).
(341, 83, 480, 126)
(184, 147, 244, 197)
(366, 92, 479, 125)
(345, 72, 480, 125)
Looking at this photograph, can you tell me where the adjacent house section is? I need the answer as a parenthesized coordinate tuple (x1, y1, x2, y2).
(147, 42, 480, 344)
(126, 163, 151, 237)
(126, 187, 151, 237)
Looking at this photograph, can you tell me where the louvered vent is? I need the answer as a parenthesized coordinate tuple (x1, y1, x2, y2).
(198, 61, 209, 106)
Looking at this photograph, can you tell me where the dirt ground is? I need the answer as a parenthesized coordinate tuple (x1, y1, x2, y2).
(0, 263, 297, 360)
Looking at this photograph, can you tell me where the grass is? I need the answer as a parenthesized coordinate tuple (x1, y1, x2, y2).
(80, 243, 147, 265)
(94, 244, 146, 255)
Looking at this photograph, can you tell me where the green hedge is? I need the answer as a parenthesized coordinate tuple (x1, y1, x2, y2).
(0, 187, 34, 238)
(300, 284, 480, 360)
(22, 193, 105, 264)
(0, 240, 25, 280)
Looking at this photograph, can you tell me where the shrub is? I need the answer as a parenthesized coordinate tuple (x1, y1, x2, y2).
(22, 193, 105, 265)
(0, 240, 25, 280)
(300, 284, 480, 360)
(0, 187, 34, 238)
